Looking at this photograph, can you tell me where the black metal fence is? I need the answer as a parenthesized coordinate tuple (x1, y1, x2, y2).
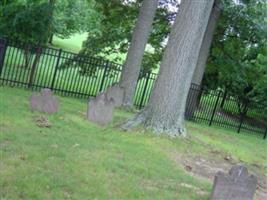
(0, 38, 266, 139)
(0, 38, 157, 107)
(186, 85, 267, 139)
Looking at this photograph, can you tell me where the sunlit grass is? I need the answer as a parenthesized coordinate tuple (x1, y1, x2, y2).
(51, 33, 88, 53)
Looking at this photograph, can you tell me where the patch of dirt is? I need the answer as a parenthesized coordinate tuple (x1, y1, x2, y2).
(0, 123, 10, 133)
(33, 116, 52, 128)
(139, 179, 209, 196)
(172, 151, 267, 200)
(0, 140, 12, 148)
(77, 111, 86, 118)
(180, 182, 209, 196)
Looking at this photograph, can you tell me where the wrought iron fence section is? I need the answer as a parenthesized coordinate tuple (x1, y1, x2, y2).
(0, 38, 266, 139)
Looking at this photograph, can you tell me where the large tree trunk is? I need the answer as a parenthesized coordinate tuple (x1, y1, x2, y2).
(191, 0, 221, 85)
(119, 0, 158, 107)
(186, 1, 221, 118)
(122, 0, 214, 137)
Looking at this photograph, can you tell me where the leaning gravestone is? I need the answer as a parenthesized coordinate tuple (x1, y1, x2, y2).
(30, 88, 59, 114)
(106, 83, 124, 107)
(87, 92, 115, 125)
(210, 165, 257, 200)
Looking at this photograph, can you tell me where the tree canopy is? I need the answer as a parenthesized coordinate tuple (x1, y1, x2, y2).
(0, 0, 52, 44)
(79, 0, 177, 72)
(51, 0, 100, 39)
(0, 0, 100, 44)
(204, 0, 267, 108)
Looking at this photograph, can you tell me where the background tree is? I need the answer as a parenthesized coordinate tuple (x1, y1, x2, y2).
(186, 0, 221, 118)
(191, 0, 221, 86)
(0, 1, 52, 44)
(203, 0, 267, 111)
(0, 1, 53, 68)
(122, 0, 215, 137)
(119, 0, 158, 107)
(49, 0, 100, 43)
(74, 0, 177, 73)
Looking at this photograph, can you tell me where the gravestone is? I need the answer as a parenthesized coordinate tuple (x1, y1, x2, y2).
(30, 88, 59, 114)
(87, 92, 115, 125)
(210, 165, 257, 200)
(106, 83, 124, 107)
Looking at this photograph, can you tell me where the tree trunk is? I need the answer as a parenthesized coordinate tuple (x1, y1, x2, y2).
(122, 0, 214, 137)
(191, 0, 221, 85)
(220, 89, 227, 108)
(119, 0, 158, 107)
(23, 46, 33, 68)
(186, 1, 221, 118)
(48, 34, 53, 44)
(28, 47, 42, 88)
(47, 0, 56, 44)
(185, 84, 202, 119)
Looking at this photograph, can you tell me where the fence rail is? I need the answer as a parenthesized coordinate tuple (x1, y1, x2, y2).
(0, 38, 266, 139)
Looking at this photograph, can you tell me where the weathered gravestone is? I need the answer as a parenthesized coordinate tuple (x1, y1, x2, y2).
(87, 92, 115, 125)
(106, 83, 125, 107)
(30, 88, 59, 114)
(210, 165, 257, 200)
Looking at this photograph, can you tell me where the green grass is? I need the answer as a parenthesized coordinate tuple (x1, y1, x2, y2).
(51, 33, 88, 53)
(50, 33, 127, 64)
(0, 86, 266, 200)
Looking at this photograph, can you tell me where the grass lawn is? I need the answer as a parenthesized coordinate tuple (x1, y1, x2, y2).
(51, 33, 127, 64)
(0, 86, 267, 200)
(51, 33, 88, 53)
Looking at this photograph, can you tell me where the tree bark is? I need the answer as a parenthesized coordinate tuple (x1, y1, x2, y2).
(119, 0, 158, 107)
(122, 0, 214, 137)
(186, 1, 221, 118)
(191, 0, 221, 85)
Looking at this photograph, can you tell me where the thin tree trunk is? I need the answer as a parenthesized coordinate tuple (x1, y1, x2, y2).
(28, 47, 42, 88)
(220, 89, 228, 109)
(23, 47, 33, 68)
(186, 1, 221, 118)
(119, 0, 158, 107)
(191, 0, 221, 86)
(122, 0, 214, 137)
(47, 0, 56, 44)
(48, 34, 53, 44)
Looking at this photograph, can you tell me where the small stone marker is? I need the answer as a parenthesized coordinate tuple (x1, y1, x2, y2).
(106, 83, 124, 107)
(30, 88, 59, 114)
(87, 92, 115, 125)
(210, 165, 257, 200)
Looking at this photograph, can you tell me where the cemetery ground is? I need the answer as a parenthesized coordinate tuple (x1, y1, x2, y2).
(0, 86, 267, 200)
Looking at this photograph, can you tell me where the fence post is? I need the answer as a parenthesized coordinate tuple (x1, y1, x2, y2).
(51, 49, 62, 90)
(99, 60, 109, 92)
(263, 128, 267, 140)
(209, 91, 221, 126)
(139, 72, 150, 109)
(237, 104, 247, 133)
(0, 39, 7, 77)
